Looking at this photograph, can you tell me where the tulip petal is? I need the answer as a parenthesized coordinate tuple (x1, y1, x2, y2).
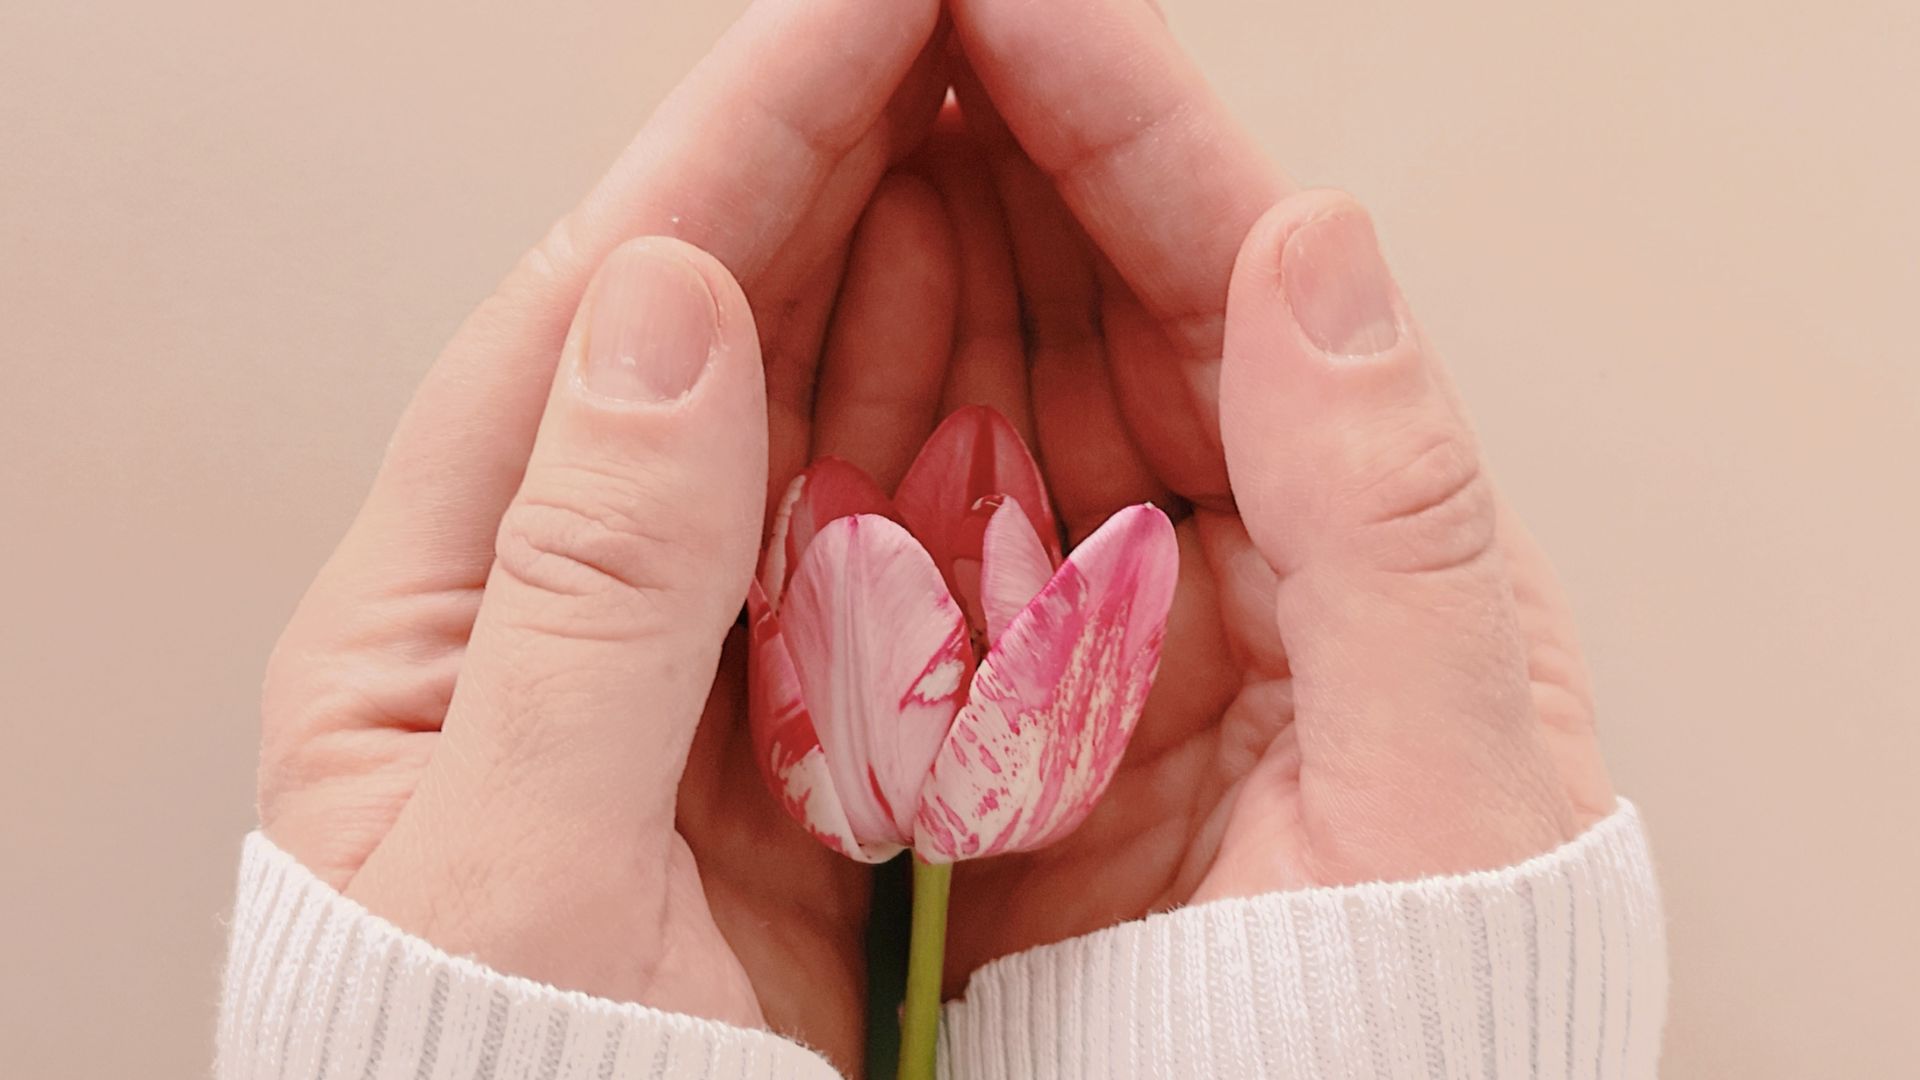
(781, 514, 975, 849)
(745, 581, 877, 860)
(979, 496, 1054, 647)
(762, 458, 894, 607)
(913, 504, 1178, 862)
(894, 406, 1061, 601)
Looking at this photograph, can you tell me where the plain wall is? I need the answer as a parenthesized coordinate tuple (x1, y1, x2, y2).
(2, 1, 1915, 1074)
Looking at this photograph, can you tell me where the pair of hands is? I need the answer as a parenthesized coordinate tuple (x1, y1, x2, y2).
(259, 0, 1615, 1071)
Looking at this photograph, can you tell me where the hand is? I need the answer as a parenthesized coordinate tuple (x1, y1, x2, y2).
(908, 0, 1620, 984)
(256, 0, 949, 1067)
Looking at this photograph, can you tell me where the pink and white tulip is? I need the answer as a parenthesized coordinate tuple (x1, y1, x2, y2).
(746, 406, 1178, 864)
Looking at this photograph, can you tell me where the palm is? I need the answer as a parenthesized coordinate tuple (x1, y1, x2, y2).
(656, 86, 1254, 1049)
(738, 106, 1313, 986)
(678, 639, 872, 1066)
(946, 514, 1290, 981)
(261, 12, 952, 1067)
(892, 111, 1314, 978)
(674, 105, 1260, 1037)
(863, 109, 1616, 982)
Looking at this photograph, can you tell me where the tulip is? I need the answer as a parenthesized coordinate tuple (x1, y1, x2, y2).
(746, 407, 1178, 1077)
(747, 405, 1180, 867)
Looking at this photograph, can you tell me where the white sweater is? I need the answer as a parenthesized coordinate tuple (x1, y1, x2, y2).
(217, 802, 1665, 1079)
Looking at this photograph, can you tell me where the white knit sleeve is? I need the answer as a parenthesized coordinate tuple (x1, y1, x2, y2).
(215, 832, 844, 1080)
(938, 801, 1667, 1080)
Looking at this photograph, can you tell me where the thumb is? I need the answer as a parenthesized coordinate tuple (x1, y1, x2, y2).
(439, 234, 766, 819)
(346, 237, 766, 978)
(1218, 191, 1573, 883)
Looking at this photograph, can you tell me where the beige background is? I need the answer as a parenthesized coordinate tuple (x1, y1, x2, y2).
(3, 1, 1916, 1075)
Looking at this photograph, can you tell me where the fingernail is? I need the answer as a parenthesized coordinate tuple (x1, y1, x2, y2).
(1281, 211, 1401, 358)
(578, 244, 718, 403)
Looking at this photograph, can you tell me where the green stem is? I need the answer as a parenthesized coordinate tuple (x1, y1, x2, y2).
(897, 857, 952, 1080)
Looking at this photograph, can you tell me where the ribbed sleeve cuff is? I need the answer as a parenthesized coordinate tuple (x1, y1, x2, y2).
(215, 832, 842, 1080)
(938, 801, 1666, 1080)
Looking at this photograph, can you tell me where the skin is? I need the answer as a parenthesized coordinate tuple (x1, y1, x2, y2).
(918, 0, 1619, 985)
(261, 0, 949, 1066)
(258, 0, 1618, 1075)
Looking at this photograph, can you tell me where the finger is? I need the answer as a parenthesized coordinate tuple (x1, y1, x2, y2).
(916, 119, 1035, 444)
(348, 0, 943, 593)
(1498, 504, 1617, 824)
(1099, 272, 1233, 502)
(951, 0, 1281, 502)
(412, 237, 764, 843)
(760, 240, 851, 514)
(950, 0, 1287, 355)
(950, 77, 1170, 542)
(759, 24, 952, 500)
(448, 236, 763, 816)
(343, 238, 765, 1009)
(1218, 192, 1574, 879)
(811, 173, 960, 492)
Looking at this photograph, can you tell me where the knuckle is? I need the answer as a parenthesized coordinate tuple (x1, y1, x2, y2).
(497, 488, 679, 598)
(254, 726, 308, 820)
(257, 646, 340, 808)
(456, 217, 584, 354)
(514, 213, 584, 287)
(256, 642, 444, 817)
(492, 464, 718, 634)
(1339, 426, 1497, 576)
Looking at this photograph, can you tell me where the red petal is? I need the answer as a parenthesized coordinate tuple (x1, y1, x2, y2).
(893, 406, 1061, 604)
(762, 458, 894, 607)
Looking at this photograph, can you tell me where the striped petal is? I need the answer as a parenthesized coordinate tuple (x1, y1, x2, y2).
(761, 457, 894, 607)
(745, 580, 867, 859)
(780, 514, 975, 851)
(894, 406, 1061, 604)
(979, 496, 1055, 647)
(913, 504, 1178, 862)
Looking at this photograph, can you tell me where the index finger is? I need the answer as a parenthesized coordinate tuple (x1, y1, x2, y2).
(950, 0, 1288, 356)
(351, 0, 945, 591)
